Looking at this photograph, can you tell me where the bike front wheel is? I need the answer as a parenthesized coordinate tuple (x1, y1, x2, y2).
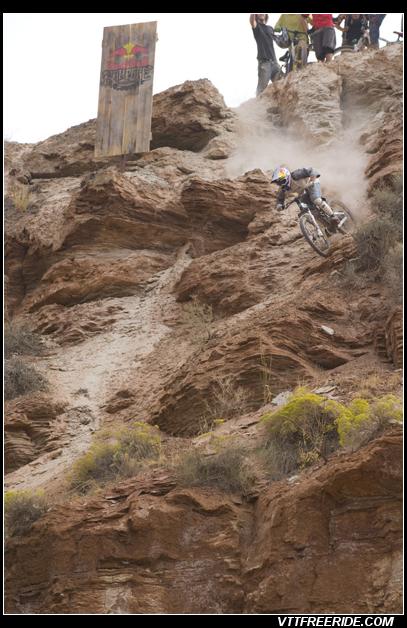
(299, 213, 331, 257)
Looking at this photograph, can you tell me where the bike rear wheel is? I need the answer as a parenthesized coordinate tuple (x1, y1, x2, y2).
(330, 200, 355, 235)
(299, 213, 331, 257)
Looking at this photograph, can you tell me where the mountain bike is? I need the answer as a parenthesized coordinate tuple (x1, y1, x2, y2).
(277, 29, 308, 75)
(286, 193, 355, 257)
(379, 31, 403, 45)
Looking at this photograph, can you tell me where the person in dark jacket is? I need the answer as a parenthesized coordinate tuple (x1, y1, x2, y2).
(335, 14, 369, 49)
(250, 14, 281, 96)
(271, 166, 340, 226)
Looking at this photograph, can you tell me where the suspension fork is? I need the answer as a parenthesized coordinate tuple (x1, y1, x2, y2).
(305, 210, 325, 236)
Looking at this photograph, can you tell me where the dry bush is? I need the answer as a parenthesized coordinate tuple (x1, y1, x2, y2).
(258, 343, 274, 404)
(335, 260, 365, 290)
(5, 490, 48, 537)
(179, 296, 214, 343)
(175, 442, 254, 494)
(346, 176, 402, 285)
(370, 174, 402, 228)
(4, 357, 48, 400)
(383, 243, 403, 304)
(354, 218, 398, 273)
(4, 322, 44, 358)
(7, 183, 32, 211)
(200, 375, 250, 433)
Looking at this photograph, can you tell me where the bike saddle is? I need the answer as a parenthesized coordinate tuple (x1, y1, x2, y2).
(279, 51, 290, 62)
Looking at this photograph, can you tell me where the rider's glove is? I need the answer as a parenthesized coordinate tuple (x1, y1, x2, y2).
(276, 203, 285, 211)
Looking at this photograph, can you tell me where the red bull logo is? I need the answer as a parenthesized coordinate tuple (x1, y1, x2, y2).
(106, 42, 150, 70)
(101, 41, 153, 91)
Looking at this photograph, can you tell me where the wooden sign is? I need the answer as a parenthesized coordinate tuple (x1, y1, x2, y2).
(95, 21, 157, 158)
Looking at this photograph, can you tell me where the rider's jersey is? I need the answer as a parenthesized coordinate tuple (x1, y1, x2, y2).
(277, 167, 320, 205)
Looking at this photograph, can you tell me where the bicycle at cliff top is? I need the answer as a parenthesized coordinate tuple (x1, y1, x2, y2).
(276, 29, 308, 75)
(286, 192, 355, 257)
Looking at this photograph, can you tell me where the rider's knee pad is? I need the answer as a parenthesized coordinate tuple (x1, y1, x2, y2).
(313, 196, 324, 207)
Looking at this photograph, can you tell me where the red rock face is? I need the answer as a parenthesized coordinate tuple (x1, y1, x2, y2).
(4, 48, 403, 614)
(5, 429, 402, 614)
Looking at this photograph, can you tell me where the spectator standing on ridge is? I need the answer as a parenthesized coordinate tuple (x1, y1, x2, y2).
(366, 14, 386, 48)
(274, 13, 311, 69)
(335, 14, 368, 49)
(310, 14, 336, 62)
(250, 14, 280, 96)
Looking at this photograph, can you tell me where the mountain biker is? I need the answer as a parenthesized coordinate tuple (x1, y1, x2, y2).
(250, 14, 281, 96)
(334, 14, 369, 49)
(273, 14, 310, 69)
(271, 166, 340, 226)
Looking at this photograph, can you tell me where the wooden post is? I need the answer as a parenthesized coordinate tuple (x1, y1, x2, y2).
(95, 21, 157, 158)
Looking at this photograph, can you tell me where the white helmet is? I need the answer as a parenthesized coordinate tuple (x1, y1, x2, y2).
(271, 166, 291, 188)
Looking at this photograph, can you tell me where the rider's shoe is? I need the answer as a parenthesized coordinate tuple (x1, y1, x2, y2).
(279, 52, 290, 62)
(324, 215, 340, 235)
(330, 215, 341, 227)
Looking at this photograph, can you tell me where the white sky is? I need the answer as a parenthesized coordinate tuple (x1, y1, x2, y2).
(3, 12, 404, 143)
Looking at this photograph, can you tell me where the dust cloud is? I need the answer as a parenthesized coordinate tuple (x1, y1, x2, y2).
(225, 97, 369, 215)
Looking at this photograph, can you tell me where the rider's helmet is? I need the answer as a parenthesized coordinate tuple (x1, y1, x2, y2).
(271, 166, 291, 189)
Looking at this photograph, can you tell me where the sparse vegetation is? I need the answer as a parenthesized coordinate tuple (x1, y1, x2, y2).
(4, 322, 44, 358)
(175, 439, 255, 494)
(382, 243, 403, 304)
(179, 296, 214, 343)
(7, 182, 32, 211)
(5, 490, 48, 537)
(69, 422, 162, 493)
(4, 357, 48, 400)
(259, 343, 274, 404)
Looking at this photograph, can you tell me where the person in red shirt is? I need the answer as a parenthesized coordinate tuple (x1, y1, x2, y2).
(311, 14, 336, 62)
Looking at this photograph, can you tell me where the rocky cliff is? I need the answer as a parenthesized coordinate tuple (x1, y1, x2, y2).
(4, 45, 403, 614)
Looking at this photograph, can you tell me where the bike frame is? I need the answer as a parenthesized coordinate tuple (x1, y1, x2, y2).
(289, 198, 327, 237)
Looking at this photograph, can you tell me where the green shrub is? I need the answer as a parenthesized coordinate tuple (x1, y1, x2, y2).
(336, 394, 402, 449)
(70, 422, 161, 492)
(175, 441, 254, 494)
(261, 389, 403, 478)
(5, 490, 48, 537)
(4, 322, 44, 358)
(261, 387, 341, 478)
(4, 357, 48, 400)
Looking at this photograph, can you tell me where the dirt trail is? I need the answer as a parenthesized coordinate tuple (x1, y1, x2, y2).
(5, 247, 192, 494)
